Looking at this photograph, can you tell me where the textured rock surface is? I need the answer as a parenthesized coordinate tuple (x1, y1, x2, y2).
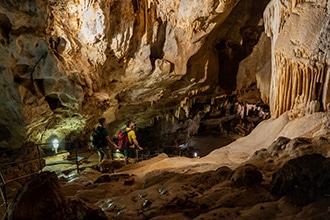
(5, 171, 69, 219)
(6, 171, 107, 220)
(0, 0, 271, 148)
(264, 0, 330, 117)
(0, 0, 329, 152)
(270, 154, 330, 205)
(4, 104, 330, 219)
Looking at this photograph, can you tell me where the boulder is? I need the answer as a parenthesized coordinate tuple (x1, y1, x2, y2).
(231, 164, 263, 187)
(270, 154, 330, 205)
(6, 171, 69, 220)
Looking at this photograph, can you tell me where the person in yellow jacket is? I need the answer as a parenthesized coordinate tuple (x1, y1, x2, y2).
(124, 120, 143, 164)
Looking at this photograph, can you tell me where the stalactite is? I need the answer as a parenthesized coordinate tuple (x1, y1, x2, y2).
(287, 59, 292, 109)
(297, 67, 302, 97)
(309, 67, 315, 102)
(204, 104, 210, 113)
(292, 0, 314, 10)
(275, 54, 326, 118)
(291, 66, 298, 109)
(144, 0, 148, 38)
(82, 0, 94, 9)
(175, 107, 180, 118)
(302, 66, 307, 104)
(277, 60, 284, 115)
(304, 65, 310, 103)
(286, 67, 292, 112)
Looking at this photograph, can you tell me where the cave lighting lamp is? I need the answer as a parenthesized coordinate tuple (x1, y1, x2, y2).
(52, 139, 59, 154)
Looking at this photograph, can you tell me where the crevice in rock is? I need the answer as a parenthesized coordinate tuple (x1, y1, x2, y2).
(0, 13, 11, 44)
(149, 18, 166, 69)
(45, 95, 62, 111)
(131, 0, 139, 13)
(0, 124, 11, 142)
(216, 24, 263, 93)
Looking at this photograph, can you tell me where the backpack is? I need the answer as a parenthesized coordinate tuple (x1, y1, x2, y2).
(90, 126, 105, 149)
(117, 128, 131, 149)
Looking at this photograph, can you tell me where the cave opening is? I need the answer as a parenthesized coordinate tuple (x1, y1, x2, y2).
(216, 25, 263, 93)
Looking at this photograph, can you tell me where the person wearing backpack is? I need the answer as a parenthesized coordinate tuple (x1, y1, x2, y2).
(124, 120, 143, 164)
(94, 117, 118, 172)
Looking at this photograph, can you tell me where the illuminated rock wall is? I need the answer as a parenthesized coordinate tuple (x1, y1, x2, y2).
(264, 0, 330, 118)
(1, 0, 329, 148)
(0, 0, 243, 147)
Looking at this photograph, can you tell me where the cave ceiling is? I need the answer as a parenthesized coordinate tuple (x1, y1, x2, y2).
(0, 0, 329, 148)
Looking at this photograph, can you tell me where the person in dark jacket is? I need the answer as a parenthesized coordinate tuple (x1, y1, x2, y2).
(95, 118, 118, 171)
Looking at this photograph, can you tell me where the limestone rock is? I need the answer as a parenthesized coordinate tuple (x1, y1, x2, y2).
(270, 153, 330, 205)
(1, 2, 330, 197)
(68, 198, 107, 220)
(231, 163, 263, 187)
(6, 171, 69, 220)
(264, 1, 330, 117)
(0, 0, 273, 148)
(236, 32, 271, 104)
(267, 136, 291, 157)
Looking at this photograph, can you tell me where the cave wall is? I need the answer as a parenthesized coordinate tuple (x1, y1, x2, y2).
(0, 0, 248, 147)
(264, 0, 330, 118)
(0, 0, 328, 148)
(236, 32, 271, 104)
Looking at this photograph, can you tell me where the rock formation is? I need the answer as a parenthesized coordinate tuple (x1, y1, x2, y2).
(264, 0, 330, 117)
(0, 0, 271, 148)
(2, 1, 330, 219)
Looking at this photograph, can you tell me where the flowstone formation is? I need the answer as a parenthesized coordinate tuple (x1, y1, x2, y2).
(264, 0, 330, 118)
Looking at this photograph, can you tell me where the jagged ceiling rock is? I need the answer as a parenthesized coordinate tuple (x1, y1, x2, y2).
(5, 0, 325, 148)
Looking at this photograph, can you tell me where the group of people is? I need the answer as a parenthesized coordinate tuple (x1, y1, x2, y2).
(93, 118, 143, 172)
